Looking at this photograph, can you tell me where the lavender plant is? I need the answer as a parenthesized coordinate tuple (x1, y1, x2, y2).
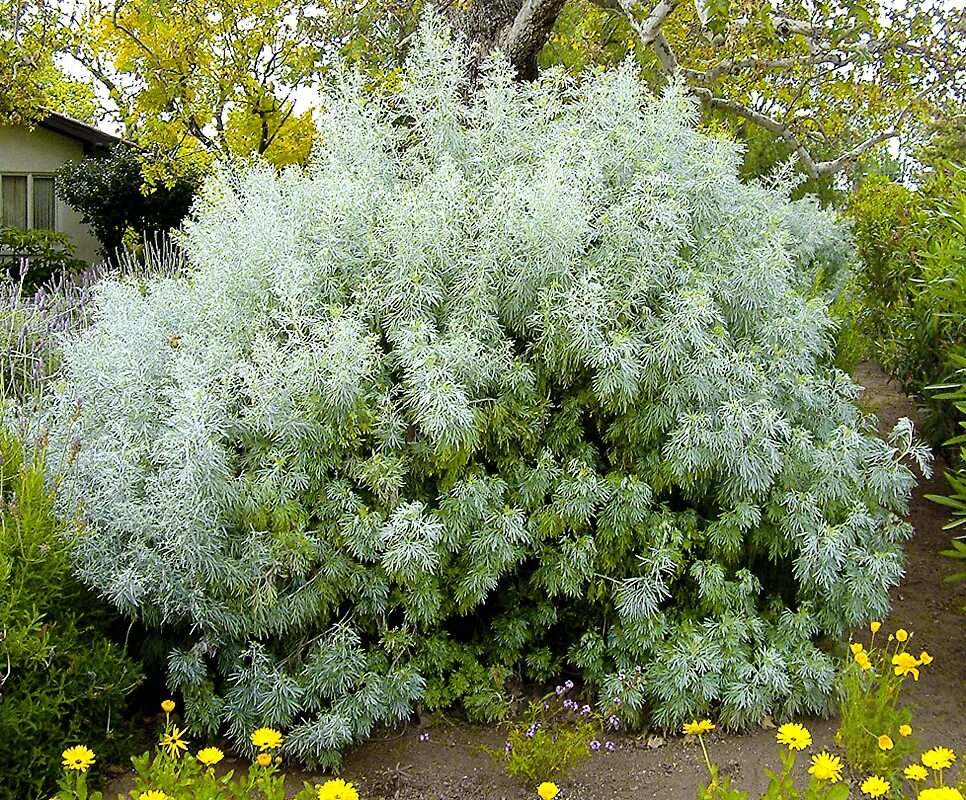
(44, 19, 928, 765)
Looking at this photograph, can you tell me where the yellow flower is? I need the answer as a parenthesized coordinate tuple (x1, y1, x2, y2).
(776, 723, 812, 751)
(538, 783, 560, 800)
(861, 775, 891, 798)
(895, 628, 909, 642)
(871, 621, 881, 633)
(62, 745, 96, 773)
(899, 725, 912, 738)
(683, 719, 716, 735)
(856, 651, 872, 670)
(257, 752, 272, 767)
(197, 747, 223, 767)
(904, 763, 928, 781)
(138, 793, 171, 800)
(251, 727, 283, 751)
(160, 726, 189, 758)
(892, 651, 921, 681)
(851, 642, 865, 655)
(879, 735, 895, 751)
(317, 778, 360, 800)
(918, 789, 965, 800)
(921, 746, 956, 771)
(919, 651, 933, 665)
(161, 699, 176, 714)
(808, 751, 843, 783)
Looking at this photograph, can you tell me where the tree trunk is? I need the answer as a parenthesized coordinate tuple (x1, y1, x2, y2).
(448, 0, 567, 81)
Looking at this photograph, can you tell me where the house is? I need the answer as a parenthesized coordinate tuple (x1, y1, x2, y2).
(0, 111, 121, 265)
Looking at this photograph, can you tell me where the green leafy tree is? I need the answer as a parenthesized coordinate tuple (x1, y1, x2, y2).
(45, 22, 926, 766)
(69, 0, 322, 182)
(56, 145, 198, 259)
(450, 0, 965, 181)
(1, 0, 96, 124)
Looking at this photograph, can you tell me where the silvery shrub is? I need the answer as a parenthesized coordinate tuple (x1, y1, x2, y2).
(45, 20, 927, 764)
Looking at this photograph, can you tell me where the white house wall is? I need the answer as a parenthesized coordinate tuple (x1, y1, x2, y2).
(0, 124, 104, 265)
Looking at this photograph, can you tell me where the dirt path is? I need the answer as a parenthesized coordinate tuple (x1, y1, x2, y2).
(110, 363, 966, 800)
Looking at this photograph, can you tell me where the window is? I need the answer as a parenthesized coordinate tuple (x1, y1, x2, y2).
(0, 174, 57, 231)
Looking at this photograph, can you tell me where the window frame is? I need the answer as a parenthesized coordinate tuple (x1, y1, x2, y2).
(0, 172, 58, 231)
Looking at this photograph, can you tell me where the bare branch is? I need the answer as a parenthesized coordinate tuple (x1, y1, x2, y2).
(614, 0, 682, 47)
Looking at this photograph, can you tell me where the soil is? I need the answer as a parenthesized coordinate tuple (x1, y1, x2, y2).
(107, 363, 966, 800)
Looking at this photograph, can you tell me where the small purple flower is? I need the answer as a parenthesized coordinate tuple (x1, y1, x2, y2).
(614, 698, 622, 706)
(555, 685, 565, 695)
(618, 672, 626, 681)
(608, 714, 621, 729)
(605, 741, 616, 752)
(544, 702, 550, 710)
(505, 741, 513, 753)
(563, 699, 576, 709)
(419, 733, 430, 742)
(590, 739, 601, 751)
(525, 722, 541, 738)
(564, 680, 574, 690)
(580, 704, 591, 715)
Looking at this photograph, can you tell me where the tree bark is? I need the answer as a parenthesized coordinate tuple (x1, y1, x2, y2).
(448, 0, 566, 80)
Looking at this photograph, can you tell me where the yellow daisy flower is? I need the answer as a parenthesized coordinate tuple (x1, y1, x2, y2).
(251, 727, 283, 751)
(317, 778, 360, 800)
(257, 753, 272, 767)
(921, 746, 956, 771)
(538, 783, 560, 800)
(919, 651, 933, 665)
(808, 751, 843, 783)
(860, 775, 890, 798)
(850, 642, 865, 655)
(62, 745, 96, 773)
(776, 723, 812, 751)
(870, 621, 881, 633)
(899, 725, 912, 737)
(161, 700, 175, 714)
(682, 719, 715, 736)
(160, 726, 189, 758)
(917, 789, 965, 800)
(856, 651, 872, 670)
(879, 735, 894, 751)
(138, 792, 171, 800)
(892, 651, 921, 681)
(196, 747, 223, 767)
(895, 628, 909, 642)
(903, 763, 928, 781)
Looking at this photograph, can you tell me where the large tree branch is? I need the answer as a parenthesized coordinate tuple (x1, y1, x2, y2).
(498, 0, 568, 77)
(614, 0, 682, 47)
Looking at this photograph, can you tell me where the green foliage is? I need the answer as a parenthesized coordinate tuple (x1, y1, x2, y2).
(835, 632, 919, 780)
(56, 146, 198, 259)
(46, 21, 924, 765)
(847, 168, 966, 445)
(0, 226, 85, 288)
(0, 422, 142, 800)
(484, 686, 602, 784)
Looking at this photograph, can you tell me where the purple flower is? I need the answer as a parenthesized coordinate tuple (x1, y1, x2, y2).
(505, 741, 513, 753)
(618, 672, 626, 681)
(563, 699, 576, 709)
(555, 685, 565, 695)
(419, 733, 430, 742)
(608, 715, 621, 729)
(590, 739, 601, 751)
(564, 680, 574, 690)
(580, 704, 591, 715)
(605, 741, 616, 752)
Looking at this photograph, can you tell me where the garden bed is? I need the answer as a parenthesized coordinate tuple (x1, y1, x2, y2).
(105, 362, 966, 800)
